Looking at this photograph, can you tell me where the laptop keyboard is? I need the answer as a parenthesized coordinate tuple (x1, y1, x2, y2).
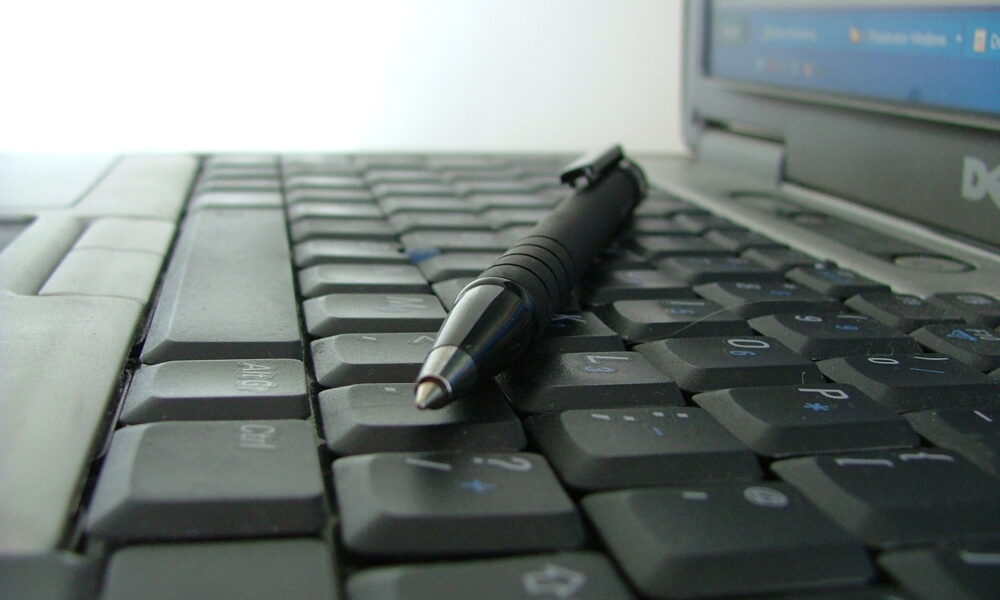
(8, 153, 1000, 599)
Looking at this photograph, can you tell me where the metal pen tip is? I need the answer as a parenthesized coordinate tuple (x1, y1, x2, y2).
(414, 380, 449, 410)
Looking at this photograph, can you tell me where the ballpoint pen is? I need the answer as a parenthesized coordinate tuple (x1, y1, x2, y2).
(414, 145, 648, 409)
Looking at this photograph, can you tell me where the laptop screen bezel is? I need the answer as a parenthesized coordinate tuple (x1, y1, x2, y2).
(683, 0, 1000, 248)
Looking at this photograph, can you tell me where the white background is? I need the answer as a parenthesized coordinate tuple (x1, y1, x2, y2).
(0, 0, 685, 154)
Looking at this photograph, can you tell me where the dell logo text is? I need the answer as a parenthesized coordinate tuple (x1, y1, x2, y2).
(962, 156, 1000, 208)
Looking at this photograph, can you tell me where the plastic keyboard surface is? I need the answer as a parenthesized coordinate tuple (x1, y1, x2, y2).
(3, 153, 1000, 600)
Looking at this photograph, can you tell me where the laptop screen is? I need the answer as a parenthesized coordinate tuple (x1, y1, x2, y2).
(708, 1, 1000, 118)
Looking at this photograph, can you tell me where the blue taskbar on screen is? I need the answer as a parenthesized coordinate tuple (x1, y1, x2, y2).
(709, 2, 1000, 116)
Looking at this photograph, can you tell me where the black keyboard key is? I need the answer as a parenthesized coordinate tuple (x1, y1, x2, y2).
(787, 266, 890, 299)
(928, 293, 1000, 328)
(400, 230, 508, 253)
(293, 239, 407, 268)
(120, 359, 309, 424)
(674, 212, 744, 233)
(140, 209, 301, 363)
(595, 298, 751, 343)
(287, 202, 383, 221)
(583, 483, 873, 599)
(319, 382, 525, 456)
(0, 553, 98, 600)
(298, 263, 430, 298)
(285, 174, 365, 190)
(657, 256, 784, 284)
(636, 336, 824, 392)
(879, 536, 1000, 600)
(748, 312, 920, 360)
(347, 552, 633, 600)
(741, 247, 816, 272)
(844, 292, 963, 333)
(911, 324, 1000, 372)
(532, 312, 625, 354)
(527, 407, 760, 491)
(311, 332, 437, 388)
(431, 276, 474, 310)
(389, 212, 490, 233)
(906, 408, 1000, 478)
(371, 182, 457, 198)
(497, 351, 683, 414)
(817, 354, 1000, 412)
(289, 217, 396, 242)
(694, 385, 918, 457)
(378, 196, 470, 214)
(630, 235, 732, 259)
(284, 188, 372, 205)
(694, 280, 839, 318)
(582, 269, 693, 305)
(623, 216, 689, 235)
(773, 449, 1000, 547)
(704, 229, 785, 252)
(86, 421, 326, 541)
(334, 452, 583, 558)
(101, 539, 340, 600)
(303, 293, 445, 337)
(417, 252, 498, 282)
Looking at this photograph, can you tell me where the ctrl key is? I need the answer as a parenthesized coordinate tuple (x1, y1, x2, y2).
(86, 420, 327, 542)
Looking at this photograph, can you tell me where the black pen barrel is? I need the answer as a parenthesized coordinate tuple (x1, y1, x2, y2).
(478, 163, 645, 330)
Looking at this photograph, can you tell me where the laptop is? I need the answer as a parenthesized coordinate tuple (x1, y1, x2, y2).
(2, 1, 999, 598)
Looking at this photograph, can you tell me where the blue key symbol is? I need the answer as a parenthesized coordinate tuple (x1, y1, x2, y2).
(461, 479, 496, 494)
(804, 402, 832, 412)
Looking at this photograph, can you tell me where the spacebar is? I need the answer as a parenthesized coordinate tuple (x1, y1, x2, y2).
(141, 208, 301, 364)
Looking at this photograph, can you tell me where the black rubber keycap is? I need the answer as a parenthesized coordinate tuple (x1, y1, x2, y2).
(101, 539, 339, 600)
(527, 406, 761, 491)
(334, 452, 584, 558)
(748, 312, 920, 360)
(311, 332, 438, 388)
(302, 293, 446, 337)
(319, 382, 526, 456)
(880, 536, 1000, 600)
(120, 359, 309, 424)
(531, 312, 625, 354)
(583, 483, 873, 599)
(817, 353, 1000, 412)
(844, 292, 963, 333)
(582, 269, 693, 305)
(694, 280, 839, 318)
(86, 421, 326, 542)
(773, 449, 1000, 547)
(298, 263, 430, 298)
(497, 351, 684, 414)
(911, 324, 1000, 372)
(787, 266, 890, 299)
(694, 385, 918, 457)
(636, 336, 824, 392)
(928, 293, 1000, 328)
(596, 298, 751, 343)
(906, 408, 1000, 477)
(630, 235, 732, 259)
(347, 552, 633, 600)
(657, 256, 785, 285)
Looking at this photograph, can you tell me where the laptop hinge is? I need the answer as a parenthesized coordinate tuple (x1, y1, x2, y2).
(697, 129, 785, 185)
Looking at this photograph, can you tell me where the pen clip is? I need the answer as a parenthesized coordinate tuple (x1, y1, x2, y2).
(560, 145, 625, 189)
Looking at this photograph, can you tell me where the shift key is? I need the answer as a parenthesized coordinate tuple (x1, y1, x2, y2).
(141, 209, 301, 363)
